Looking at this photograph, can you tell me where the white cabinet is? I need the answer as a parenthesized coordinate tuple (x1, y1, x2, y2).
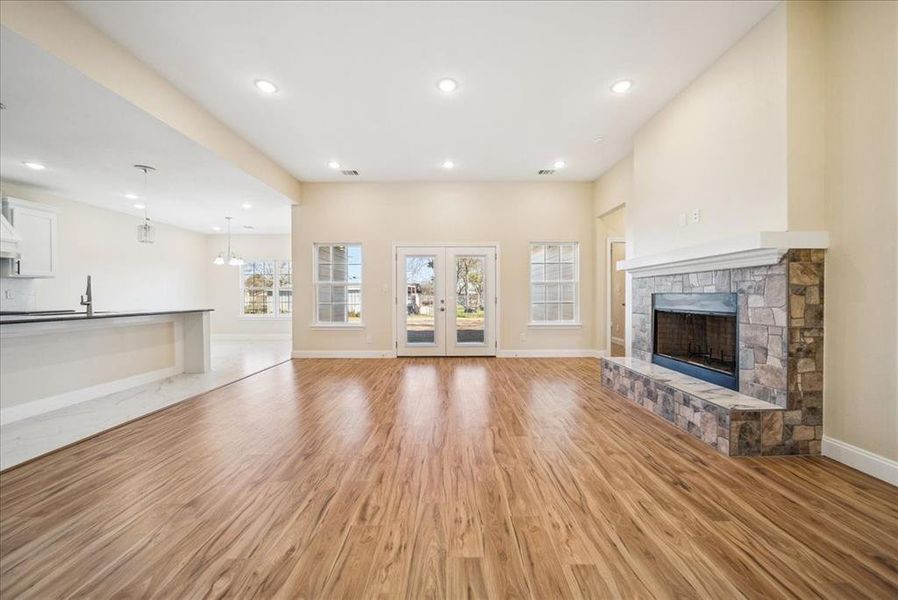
(2, 198, 58, 278)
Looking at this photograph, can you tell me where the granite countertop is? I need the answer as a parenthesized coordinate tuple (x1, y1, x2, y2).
(604, 356, 783, 411)
(0, 309, 213, 325)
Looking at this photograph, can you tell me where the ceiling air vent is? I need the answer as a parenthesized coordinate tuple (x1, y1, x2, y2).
(341, 169, 359, 176)
(538, 169, 556, 176)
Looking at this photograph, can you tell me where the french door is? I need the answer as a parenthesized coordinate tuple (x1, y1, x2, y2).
(396, 245, 497, 356)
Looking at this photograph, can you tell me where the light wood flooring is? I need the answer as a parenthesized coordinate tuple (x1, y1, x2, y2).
(1, 358, 896, 599)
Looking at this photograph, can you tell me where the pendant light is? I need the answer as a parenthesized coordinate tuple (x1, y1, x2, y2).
(134, 165, 156, 244)
(213, 217, 243, 266)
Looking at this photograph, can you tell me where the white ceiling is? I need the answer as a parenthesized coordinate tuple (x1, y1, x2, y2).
(0, 28, 292, 234)
(70, 0, 778, 182)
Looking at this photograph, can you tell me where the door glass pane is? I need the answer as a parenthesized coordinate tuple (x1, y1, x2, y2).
(406, 256, 436, 344)
(455, 256, 485, 344)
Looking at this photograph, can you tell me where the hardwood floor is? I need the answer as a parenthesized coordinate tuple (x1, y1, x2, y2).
(1, 358, 896, 599)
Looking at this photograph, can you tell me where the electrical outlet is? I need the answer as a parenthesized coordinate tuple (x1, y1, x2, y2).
(689, 208, 701, 224)
(365, 334, 373, 344)
(678, 213, 687, 227)
(519, 332, 527, 342)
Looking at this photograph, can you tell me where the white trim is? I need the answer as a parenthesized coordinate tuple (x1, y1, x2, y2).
(290, 349, 607, 360)
(292, 350, 395, 359)
(211, 333, 291, 341)
(606, 236, 625, 351)
(617, 231, 829, 277)
(307, 323, 365, 330)
(822, 436, 898, 487)
(392, 242, 501, 357)
(0, 365, 181, 425)
(498, 349, 607, 358)
(312, 242, 363, 326)
(529, 241, 581, 325)
(527, 322, 582, 329)
(238, 257, 293, 319)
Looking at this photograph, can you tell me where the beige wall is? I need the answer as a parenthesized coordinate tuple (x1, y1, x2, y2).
(631, 4, 788, 257)
(592, 154, 632, 218)
(0, 181, 207, 313)
(823, 0, 897, 461)
(206, 234, 292, 337)
(293, 182, 595, 353)
(786, 0, 826, 231)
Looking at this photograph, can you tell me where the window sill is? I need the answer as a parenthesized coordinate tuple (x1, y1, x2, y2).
(308, 323, 366, 330)
(239, 316, 292, 321)
(527, 321, 583, 329)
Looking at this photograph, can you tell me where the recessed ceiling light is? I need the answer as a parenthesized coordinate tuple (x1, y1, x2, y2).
(124, 193, 139, 200)
(610, 80, 633, 94)
(327, 160, 341, 170)
(133, 202, 146, 210)
(23, 161, 46, 171)
(442, 160, 455, 170)
(437, 78, 458, 93)
(241, 202, 253, 209)
(243, 225, 255, 230)
(553, 160, 567, 169)
(254, 79, 278, 94)
(593, 135, 605, 143)
(211, 225, 221, 232)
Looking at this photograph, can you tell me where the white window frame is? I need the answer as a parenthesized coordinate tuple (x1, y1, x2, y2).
(312, 242, 365, 328)
(238, 258, 293, 320)
(528, 241, 582, 328)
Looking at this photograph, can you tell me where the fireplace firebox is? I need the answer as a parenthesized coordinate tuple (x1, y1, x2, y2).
(652, 293, 738, 390)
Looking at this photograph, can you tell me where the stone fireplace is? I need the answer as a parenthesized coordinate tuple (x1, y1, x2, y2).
(602, 242, 826, 457)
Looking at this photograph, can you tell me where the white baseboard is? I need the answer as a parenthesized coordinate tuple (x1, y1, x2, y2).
(822, 436, 898, 487)
(497, 349, 608, 358)
(212, 334, 292, 341)
(291, 350, 396, 359)
(0, 365, 182, 426)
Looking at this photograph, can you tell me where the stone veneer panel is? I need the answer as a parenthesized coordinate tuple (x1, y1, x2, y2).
(626, 249, 825, 456)
(602, 360, 734, 454)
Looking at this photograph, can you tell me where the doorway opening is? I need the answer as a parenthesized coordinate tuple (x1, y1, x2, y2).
(608, 239, 626, 357)
(395, 245, 497, 356)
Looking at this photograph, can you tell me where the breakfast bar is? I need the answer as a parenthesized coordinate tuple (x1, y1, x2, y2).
(0, 309, 212, 425)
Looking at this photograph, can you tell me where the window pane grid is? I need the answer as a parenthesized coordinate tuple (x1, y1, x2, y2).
(241, 259, 292, 317)
(315, 244, 362, 323)
(530, 243, 578, 323)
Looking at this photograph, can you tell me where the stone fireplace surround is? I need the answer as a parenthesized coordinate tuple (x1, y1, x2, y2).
(602, 248, 825, 456)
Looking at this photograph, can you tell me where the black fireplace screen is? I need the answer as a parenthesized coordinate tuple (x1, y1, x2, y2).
(652, 293, 738, 389)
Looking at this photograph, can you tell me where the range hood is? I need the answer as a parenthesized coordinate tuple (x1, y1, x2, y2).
(0, 213, 22, 259)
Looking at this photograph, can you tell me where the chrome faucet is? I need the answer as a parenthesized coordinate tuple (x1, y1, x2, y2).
(80, 275, 93, 316)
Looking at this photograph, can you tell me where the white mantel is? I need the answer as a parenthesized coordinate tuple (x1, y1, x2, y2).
(617, 231, 829, 277)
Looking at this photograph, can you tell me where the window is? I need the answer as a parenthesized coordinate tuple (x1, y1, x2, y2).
(241, 260, 292, 317)
(530, 242, 579, 324)
(315, 243, 362, 324)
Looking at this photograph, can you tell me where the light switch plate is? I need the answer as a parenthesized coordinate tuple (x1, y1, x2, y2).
(678, 213, 687, 227)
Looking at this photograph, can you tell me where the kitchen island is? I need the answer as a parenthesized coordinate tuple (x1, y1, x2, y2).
(0, 309, 212, 426)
